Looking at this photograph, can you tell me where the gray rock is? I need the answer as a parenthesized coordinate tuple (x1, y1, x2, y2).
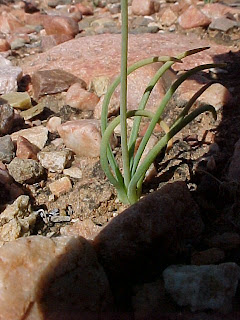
(163, 263, 240, 312)
(0, 135, 15, 163)
(8, 157, 45, 184)
(209, 17, 237, 32)
(93, 181, 204, 282)
(0, 104, 14, 135)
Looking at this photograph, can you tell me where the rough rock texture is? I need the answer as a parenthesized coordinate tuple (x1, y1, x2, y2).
(48, 176, 72, 197)
(1, 92, 32, 110)
(0, 195, 37, 245)
(93, 181, 204, 282)
(43, 15, 79, 36)
(163, 263, 240, 312)
(60, 218, 103, 240)
(0, 65, 22, 94)
(0, 103, 14, 135)
(7, 157, 45, 184)
(0, 134, 15, 163)
(31, 69, 87, 100)
(178, 5, 211, 29)
(58, 119, 104, 157)
(65, 83, 100, 110)
(11, 125, 48, 150)
(22, 34, 231, 80)
(37, 149, 72, 172)
(0, 236, 114, 320)
(132, 0, 156, 16)
(16, 136, 40, 160)
(21, 33, 235, 112)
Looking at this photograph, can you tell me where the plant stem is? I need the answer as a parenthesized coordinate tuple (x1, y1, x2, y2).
(120, 0, 130, 188)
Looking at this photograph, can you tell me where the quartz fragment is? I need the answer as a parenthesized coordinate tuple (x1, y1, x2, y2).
(11, 125, 48, 150)
(37, 149, 72, 172)
(0, 66, 22, 95)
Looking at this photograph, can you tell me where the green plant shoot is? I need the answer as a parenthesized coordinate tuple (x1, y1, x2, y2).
(100, 0, 226, 205)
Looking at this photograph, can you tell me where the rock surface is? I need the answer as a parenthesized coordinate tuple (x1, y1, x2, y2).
(0, 134, 15, 163)
(93, 181, 204, 282)
(0, 195, 37, 245)
(163, 263, 240, 312)
(11, 125, 48, 150)
(8, 157, 45, 184)
(58, 119, 103, 157)
(0, 104, 14, 135)
(0, 236, 114, 319)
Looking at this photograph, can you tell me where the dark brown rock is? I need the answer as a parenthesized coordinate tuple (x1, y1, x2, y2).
(93, 181, 204, 282)
(31, 69, 87, 100)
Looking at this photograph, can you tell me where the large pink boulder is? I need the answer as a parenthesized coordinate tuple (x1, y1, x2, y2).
(21, 33, 235, 112)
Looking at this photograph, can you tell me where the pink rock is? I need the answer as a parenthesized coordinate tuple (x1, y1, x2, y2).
(132, 0, 156, 16)
(177, 77, 232, 111)
(11, 125, 48, 150)
(94, 94, 120, 119)
(160, 7, 178, 26)
(43, 15, 79, 37)
(21, 33, 237, 114)
(178, 5, 211, 29)
(201, 3, 239, 20)
(75, 3, 94, 15)
(65, 83, 100, 110)
(0, 39, 10, 52)
(21, 32, 233, 86)
(0, 11, 24, 34)
(0, 66, 23, 94)
(61, 219, 102, 240)
(24, 12, 46, 26)
(93, 181, 204, 281)
(0, 236, 113, 319)
(41, 34, 73, 51)
(31, 69, 86, 100)
(46, 116, 61, 133)
(48, 176, 72, 197)
(16, 136, 40, 160)
(57, 119, 103, 158)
